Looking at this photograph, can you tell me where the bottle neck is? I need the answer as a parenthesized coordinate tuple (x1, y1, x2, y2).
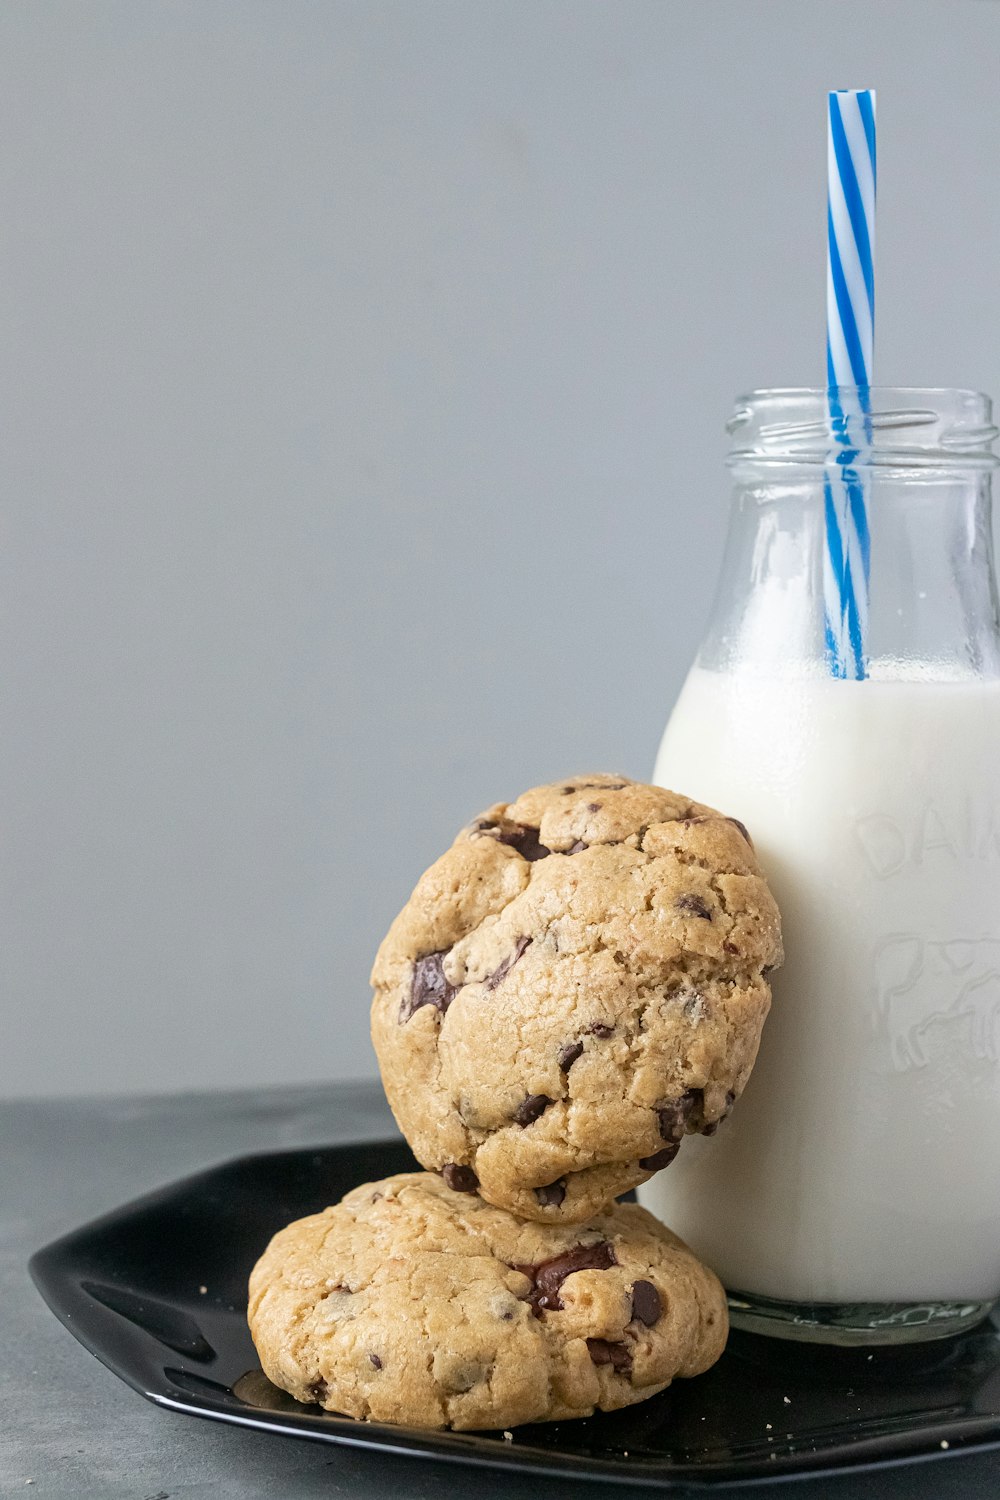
(699, 464, 1000, 681)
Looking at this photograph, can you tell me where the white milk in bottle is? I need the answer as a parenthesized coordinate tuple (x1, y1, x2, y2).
(638, 389, 1000, 1342)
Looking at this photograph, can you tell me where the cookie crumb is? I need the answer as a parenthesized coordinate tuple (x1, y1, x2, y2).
(940, 1440, 950, 1450)
(783, 1395, 791, 1404)
(502, 1430, 513, 1442)
(198, 1285, 207, 1295)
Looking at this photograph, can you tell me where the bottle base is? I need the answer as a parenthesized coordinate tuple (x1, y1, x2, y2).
(727, 1290, 997, 1346)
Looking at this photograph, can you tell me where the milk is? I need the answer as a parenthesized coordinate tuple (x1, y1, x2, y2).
(639, 665, 1000, 1304)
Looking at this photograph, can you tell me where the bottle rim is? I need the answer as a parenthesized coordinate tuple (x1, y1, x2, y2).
(727, 387, 999, 470)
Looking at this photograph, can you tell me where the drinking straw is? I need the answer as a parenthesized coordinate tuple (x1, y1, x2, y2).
(824, 88, 877, 679)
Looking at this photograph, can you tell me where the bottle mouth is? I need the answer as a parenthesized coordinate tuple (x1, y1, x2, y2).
(727, 387, 999, 470)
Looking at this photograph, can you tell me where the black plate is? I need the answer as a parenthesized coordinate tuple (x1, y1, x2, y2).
(29, 1138, 1000, 1490)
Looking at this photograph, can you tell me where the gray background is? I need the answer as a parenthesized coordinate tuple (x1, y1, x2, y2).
(5, 0, 1000, 1099)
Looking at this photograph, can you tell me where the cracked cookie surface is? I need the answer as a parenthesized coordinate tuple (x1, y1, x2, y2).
(247, 1170, 728, 1430)
(370, 774, 783, 1224)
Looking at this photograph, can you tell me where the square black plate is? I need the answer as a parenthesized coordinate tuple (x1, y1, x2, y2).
(29, 1137, 1000, 1489)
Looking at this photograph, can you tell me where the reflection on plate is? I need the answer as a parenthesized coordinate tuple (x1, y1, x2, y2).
(29, 1138, 1000, 1489)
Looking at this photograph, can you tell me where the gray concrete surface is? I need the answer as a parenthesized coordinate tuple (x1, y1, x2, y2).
(5, 0, 1000, 1098)
(4, 1082, 999, 1498)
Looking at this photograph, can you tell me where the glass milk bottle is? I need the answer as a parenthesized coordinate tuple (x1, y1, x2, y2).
(639, 388, 1000, 1345)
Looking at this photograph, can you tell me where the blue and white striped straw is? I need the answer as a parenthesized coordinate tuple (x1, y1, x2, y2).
(824, 88, 877, 679)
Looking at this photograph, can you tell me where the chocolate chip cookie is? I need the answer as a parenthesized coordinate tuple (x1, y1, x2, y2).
(370, 774, 782, 1224)
(248, 1171, 727, 1430)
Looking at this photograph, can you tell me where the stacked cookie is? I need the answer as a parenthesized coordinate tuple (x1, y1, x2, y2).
(249, 774, 783, 1430)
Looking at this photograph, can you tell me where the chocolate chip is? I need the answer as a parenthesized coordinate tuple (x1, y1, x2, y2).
(308, 1378, 328, 1403)
(675, 813, 753, 849)
(401, 951, 457, 1023)
(512, 1241, 617, 1314)
(586, 802, 602, 812)
(497, 823, 551, 861)
(763, 963, 776, 977)
(442, 1163, 479, 1193)
(535, 1179, 566, 1208)
(558, 1040, 584, 1072)
(473, 817, 553, 859)
(369, 1352, 382, 1370)
(567, 840, 588, 854)
(657, 1090, 700, 1142)
(630, 1280, 662, 1327)
(587, 1021, 615, 1038)
(723, 940, 739, 955)
(438, 1358, 488, 1393)
(485, 934, 532, 991)
(564, 781, 626, 793)
(640, 1142, 681, 1171)
(676, 894, 713, 920)
(513, 1093, 554, 1127)
(586, 1338, 632, 1374)
(700, 1091, 737, 1137)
